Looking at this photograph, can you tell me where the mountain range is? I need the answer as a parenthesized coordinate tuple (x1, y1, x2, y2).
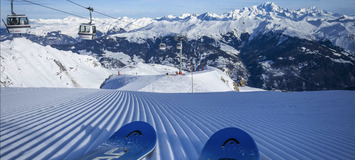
(1, 2, 355, 91)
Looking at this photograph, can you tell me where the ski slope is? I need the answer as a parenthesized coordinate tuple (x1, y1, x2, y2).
(1, 87, 355, 159)
(101, 65, 238, 93)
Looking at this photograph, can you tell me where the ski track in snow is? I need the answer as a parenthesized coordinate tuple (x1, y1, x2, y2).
(1, 88, 355, 159)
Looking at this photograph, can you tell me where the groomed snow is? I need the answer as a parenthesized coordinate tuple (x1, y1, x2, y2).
(1, 88, 354, 159)
(101, 65, 238, 93)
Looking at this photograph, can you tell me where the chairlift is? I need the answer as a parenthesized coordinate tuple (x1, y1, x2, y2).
(2, 0, 30, 34)
(176, 43, 182, 50)
(78, 7, 97, 40)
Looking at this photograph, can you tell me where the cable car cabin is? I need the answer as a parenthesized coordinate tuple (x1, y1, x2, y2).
(159, 43, 166, 50)
(78, 23, 97, 40)
(5, 15, 30, 34)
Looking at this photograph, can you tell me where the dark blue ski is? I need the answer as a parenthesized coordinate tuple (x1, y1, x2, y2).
(199, 127, 259, 160)
(81, 121, 156, 160)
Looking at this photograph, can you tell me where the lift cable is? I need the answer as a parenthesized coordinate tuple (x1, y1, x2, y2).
(66, 0, 151, 30)
(93, 10, 117, 19)
(21, 0, 155, 34)
(66, 0, 87, 9)
(66, 0, 116, 19)
(22, 0, 88, 20)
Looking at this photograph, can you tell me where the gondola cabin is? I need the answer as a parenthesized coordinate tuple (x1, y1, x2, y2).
(159, 43, 166, 50)
(176, 43, 182, 50)
(78, 23, 97, 40)
(5, 14, 30, 34)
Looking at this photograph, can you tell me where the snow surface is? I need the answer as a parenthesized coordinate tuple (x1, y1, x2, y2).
(101, 65, 239, 93)
(0, 38, 113, 88)
(1, 88, 355, 159)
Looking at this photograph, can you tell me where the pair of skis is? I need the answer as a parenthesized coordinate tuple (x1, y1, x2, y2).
(80, 121, 260, 160)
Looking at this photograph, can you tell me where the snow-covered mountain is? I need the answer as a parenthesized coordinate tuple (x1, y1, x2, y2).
(2, 2, 354, 53)
(1, 2, 355, 91)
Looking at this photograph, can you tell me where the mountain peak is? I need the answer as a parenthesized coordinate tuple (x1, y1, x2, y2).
(197, 12, 221, 20)
(259, 2, 280, 12)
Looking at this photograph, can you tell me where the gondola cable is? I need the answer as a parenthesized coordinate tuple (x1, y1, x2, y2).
(20, 0, 164, 41)
(22, 0, 149, 29)
(22, 0, 88, 20)
(66, 0, 147, 29)
(22, 0, 99, 40)
(66, 0, 116, 19)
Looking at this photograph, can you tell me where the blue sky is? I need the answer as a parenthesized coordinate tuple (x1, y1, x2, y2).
(1, 0, 355, 20)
